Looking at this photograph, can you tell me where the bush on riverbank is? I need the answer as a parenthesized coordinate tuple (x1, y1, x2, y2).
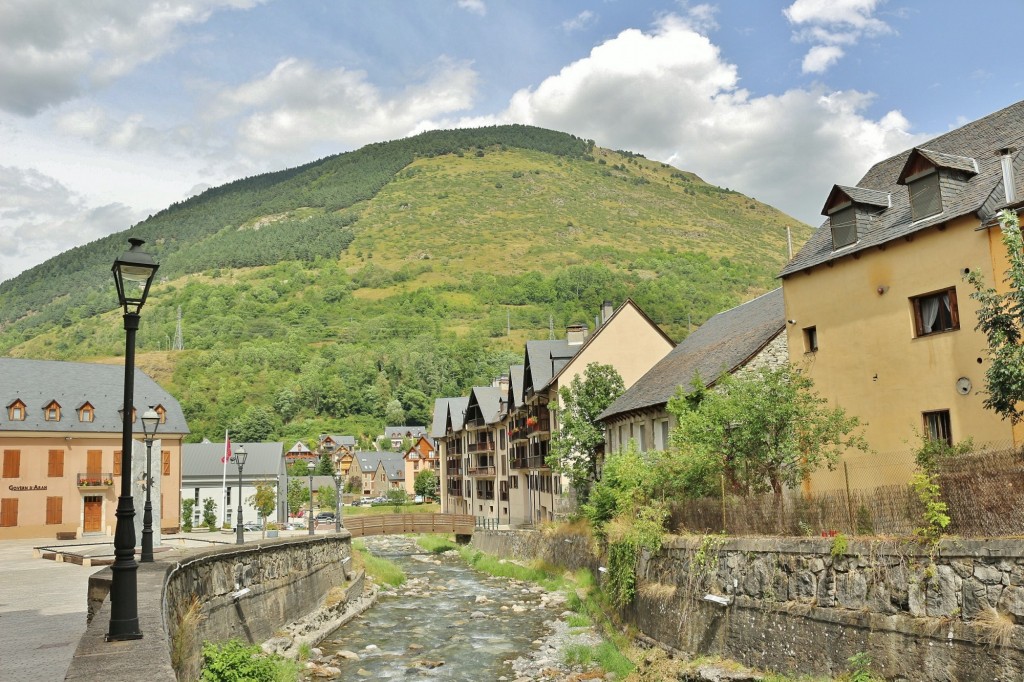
(415, 534, 459, 553)
(200, 639, 299, 681)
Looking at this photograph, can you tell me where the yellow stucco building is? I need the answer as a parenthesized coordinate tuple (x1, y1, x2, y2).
(780, 101, 1024, 491)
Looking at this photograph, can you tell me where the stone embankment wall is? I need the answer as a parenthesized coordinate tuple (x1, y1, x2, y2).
(66, 534, 353, 682)
(472, 530, 1024, 681)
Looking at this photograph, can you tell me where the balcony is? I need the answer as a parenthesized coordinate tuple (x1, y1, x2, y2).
(466, 465, 496, 477)
(527, 418, 550, 435)
(77, 473, 113, 488)
(510, 457, 529, 469)
(446, 484, 463, 497)
(445, 460, 463, 474)
(467, 440, 494, 453)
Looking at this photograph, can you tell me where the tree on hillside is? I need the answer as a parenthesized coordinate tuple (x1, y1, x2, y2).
(967, 209, 1024, 422)
(230, 405, 278, 442)
(384, 399, 405, 427)
(314, 452, 335, 475)
(547, 362, 625, 504)
(667, 364, 867, 496)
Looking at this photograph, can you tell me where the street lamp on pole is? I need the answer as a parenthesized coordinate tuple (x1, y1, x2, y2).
(232, 445, 248, 545)
(140, 407, 160, 562)
(307, 460, 316, 536)
(108, 238, 159, 642)
(333, 471, 343, 532)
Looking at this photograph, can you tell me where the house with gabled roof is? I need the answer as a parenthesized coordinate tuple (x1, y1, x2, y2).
(181, 441, 285, 527)
(780, 99, 1024, 490)
(0, 358, 189, 539)
(403, 435, 437, 496)
(599, 288, 786, 456)
(434, 396, 469, 515)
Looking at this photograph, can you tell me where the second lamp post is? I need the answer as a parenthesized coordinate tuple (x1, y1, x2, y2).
(232, 445, 248, 545)
(307, 461, 315, 535)
(140, 407, 160, 562)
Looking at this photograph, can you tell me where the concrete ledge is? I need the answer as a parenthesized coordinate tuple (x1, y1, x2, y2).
(66, 533, 353, 682)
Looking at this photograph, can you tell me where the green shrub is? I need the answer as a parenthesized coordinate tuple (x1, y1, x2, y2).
(200, 639, 298, 681)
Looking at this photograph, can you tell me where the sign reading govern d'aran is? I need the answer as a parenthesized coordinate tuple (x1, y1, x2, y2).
(8, 484, 47, 491)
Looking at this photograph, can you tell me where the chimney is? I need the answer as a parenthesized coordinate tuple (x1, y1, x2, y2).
(1001, 148, 1017, 204)
(494, 375, 510, 392)
(601, 300, 614, 325)
(566, 324, 588, 346)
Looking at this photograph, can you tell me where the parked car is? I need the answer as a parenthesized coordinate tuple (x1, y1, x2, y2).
(315, 512, 335, 522)
(413, 495, 424, 504)
(242, 522, 263, 532)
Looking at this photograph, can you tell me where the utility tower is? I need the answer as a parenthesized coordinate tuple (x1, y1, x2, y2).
(173, 306, 184, 351)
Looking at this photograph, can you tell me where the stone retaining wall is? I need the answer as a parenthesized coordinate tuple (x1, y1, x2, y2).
(66, 534, 353, 682)
(472, 530, 1024, 680)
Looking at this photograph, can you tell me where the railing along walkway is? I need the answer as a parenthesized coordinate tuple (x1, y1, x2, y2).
(342, 513, 475, 538)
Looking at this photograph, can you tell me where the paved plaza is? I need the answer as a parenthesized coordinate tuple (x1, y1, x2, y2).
(0, 537, 107, 681)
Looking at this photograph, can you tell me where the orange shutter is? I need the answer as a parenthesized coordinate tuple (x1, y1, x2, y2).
(46, 497, 62, 525)
(113, 451, 122, 476)
(2, 450, 20, 478)
(86, 450, 102, 474)
(48, 450, 64, 478)
(0, 499, 17, 527)
(162, 450, 171, 476)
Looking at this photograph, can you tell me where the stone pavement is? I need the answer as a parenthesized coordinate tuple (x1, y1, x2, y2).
(0, 537, 108, 682)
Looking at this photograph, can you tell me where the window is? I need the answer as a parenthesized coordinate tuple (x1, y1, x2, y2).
(44, 401, 61, 421)
(803, 326, 819, 353)
(226, 487, 231, 506)
(46, 497, 63, 525)
(0, 499, 17, 527)
(48, 450, 64, 478)
(7, 401, 25, 421)
(912, 288, 959, 336)
(660, 420, 670, 451)
(830, 205, 857, 249)
(2, 450, 20, 478)
(908, 170, 942, 221)
(638, 424, 646, 452)
(155, 405, 167, 424)
(499, 429, 506, 450)
(924, 410, 952, 446)
(79, 404, 94, 422)
(194, 488, 200, 503)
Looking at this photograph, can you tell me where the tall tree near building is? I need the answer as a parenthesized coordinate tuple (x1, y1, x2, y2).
(547, 362, 625, 504)
(247, 482, 276, 539)
(667, 364, 866, 496)
(414, 469, 439, 499)
(966, 209, 1024, 422)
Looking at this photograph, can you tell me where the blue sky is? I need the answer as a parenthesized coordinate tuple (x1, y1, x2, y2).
(1, 0, 1022, 283)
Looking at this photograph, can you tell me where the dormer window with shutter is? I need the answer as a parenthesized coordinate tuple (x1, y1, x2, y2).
(822, 185, 890, 251)
(78, 402, 95, 422)
(897, 148, 978, 223)
(43, 400, 62, 421)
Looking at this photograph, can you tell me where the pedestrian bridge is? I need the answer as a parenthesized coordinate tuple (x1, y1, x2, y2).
(340, 513, 475, 538)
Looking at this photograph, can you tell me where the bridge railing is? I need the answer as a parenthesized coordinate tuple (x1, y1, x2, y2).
(342, 513, 475, 538)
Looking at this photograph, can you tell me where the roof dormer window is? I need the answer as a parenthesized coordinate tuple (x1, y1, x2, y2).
(906, 169, 942, 221)
(7, 400, 26, 422)
(830, 205, 857, 249)
(43, 400, 61, 421)
(897, 148, 978, 223)
(154, 404, 167, 424)
(822, 185, 890, 252)
(78, 403, 95, 422)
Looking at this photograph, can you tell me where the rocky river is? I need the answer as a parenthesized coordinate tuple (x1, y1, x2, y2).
(301, 535, 611, 681)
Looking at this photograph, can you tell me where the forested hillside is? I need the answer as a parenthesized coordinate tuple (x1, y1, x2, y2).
(0, 125, 811, 443)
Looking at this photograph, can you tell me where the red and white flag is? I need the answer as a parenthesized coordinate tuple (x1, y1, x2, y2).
(222, 434, 232, 463)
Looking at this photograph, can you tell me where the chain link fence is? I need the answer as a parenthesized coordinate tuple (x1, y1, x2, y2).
(668, 440, 1024, 537)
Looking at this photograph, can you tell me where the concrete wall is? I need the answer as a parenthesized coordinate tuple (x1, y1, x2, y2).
(67, 534, 352, 682)
(471, 530, 1024, 681)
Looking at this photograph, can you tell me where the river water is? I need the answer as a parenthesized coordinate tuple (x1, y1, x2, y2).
(315, 535, 573, 680)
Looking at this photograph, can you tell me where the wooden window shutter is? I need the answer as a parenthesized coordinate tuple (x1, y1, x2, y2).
(948, 288, 960, 328)
(113, 451, 122, 476)
(48, 450, 64, 478)
(86, 450, 102, 474)
(46, 497, 63, 525)
(0, 498, 17, 527)
(162, 450, 171, 476)
(2, 450, 20, 478)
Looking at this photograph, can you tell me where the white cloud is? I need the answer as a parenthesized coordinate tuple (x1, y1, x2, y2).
(563, 10, 597, 33)
(784, 0, 892, 74)
(0, 0, 266, 115)
(211, 56, 479, 161)
(680, 3, 719, 33)
(457, 0, 486, 16)
(425, 13, 922, 225)
(0, 166, 145, 283)
(802, 45, 844, 74)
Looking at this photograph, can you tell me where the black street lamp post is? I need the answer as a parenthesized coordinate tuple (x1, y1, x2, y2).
(140, 407, 160, 562)
(232, 445, 248, 545)
(333, 471, 343, 532)
(108, 238, 159, 642)
(307, 461, 316, 536)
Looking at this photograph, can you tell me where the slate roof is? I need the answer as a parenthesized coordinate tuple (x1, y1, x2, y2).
(508, 365, 525, 409)
(782, 99, 1024, 277)
(0, 358, 188, 434)
(321, 434, 355, 446)
(523, 339, 580, 394)
(599, 289, 785, 421)
(822, 185, 890, 213)
(446, 397, 470, 432)
(353, 450, 406, 480)
(467, 386, 504, 425)
(430, 398, 453, 438)
(182, 442, 284, 479)
(384, 425, 427, 440)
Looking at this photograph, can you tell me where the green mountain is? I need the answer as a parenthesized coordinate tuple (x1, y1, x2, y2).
(0, 125, 811, 443)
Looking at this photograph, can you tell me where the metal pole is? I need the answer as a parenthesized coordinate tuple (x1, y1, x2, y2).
(141, 436, 154, 562)
(236, 462, 244, 545)
(844, 461, 855, 534)
(335, 477, 342, 532)
(308, 471, 315, 536)
(108, 312, 142, 641)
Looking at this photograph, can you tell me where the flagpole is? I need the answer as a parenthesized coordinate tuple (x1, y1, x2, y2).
(221, 430, 229, 527)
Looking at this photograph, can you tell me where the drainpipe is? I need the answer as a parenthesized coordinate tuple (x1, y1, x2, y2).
(1001, 148, 1017, 204)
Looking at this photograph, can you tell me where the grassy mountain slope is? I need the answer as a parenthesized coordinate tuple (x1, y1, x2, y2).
(0, 125, 811, 443)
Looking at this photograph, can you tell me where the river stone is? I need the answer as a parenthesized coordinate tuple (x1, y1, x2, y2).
(408, 643, 423, 650)
(471, 611, 486, 619)
(336, 650, 359, 660)
(311, 665, 341, 678)
(415, 659, 444, 669)
(356, 668, 371, 677)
